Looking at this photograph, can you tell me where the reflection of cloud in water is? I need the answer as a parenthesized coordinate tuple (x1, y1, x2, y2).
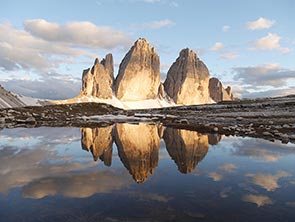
(0, 146, 94, 194)
(22, 170, 131, 199)
(208, 172, 223, 181)
(129, 192, 171, 203)
(220, 187, 232, 198)
(231, 138, 295, 162)
(0, 127, 80, 147)
(246, 171, 291, 191)
(219, 163, 237, 173)
(208, 163, 237, 182)
(286, 202, 295, 207)
(242, 194, 273, 207)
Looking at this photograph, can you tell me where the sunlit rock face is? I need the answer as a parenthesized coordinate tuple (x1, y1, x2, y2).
(80, 53, 114, 99)
(114, 123, 160, 183)
(209, 77, 234, 102)
(81, 126, 113, 166)
(163, 128, 209, 173)
(164, 48, 211, 105)
(115, 38, 161, 101)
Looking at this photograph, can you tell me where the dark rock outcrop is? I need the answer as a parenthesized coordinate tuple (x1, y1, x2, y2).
(209, 77, 234, 102)
(164, 48, 211, 105)
(115, 38, 160, 101)
(80, 54, 114, 99)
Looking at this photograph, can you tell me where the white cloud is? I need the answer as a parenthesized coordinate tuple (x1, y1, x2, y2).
(210, 42, 224, 51)
(0, 20, 132, 72)
(246, 17, 275, 30)
(222, 25, 230, 32)
(24, 19, 132, 49)
(233, 63, 295, 87)
(242, 194, 273, 207)
(252, 33, 291, 53)
(143, 19, 175, 29)
(2, 76, 81, 100)
(246, 171, 290, 191)
(220, 51, 238, 60)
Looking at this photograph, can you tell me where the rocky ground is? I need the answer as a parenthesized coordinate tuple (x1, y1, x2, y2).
(0, 95, 295, 144)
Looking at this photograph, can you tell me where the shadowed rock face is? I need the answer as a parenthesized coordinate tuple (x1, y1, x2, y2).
(163, 128, 209, 174)
(209, 77, 234, 102)
(115, 38, 161, 101)
(81, 126, 113, 166)
(208, 134, 223, 145)
(80, 54, 114, 99)
(164, 48, 210, 105)
(114, 123, 160, 183)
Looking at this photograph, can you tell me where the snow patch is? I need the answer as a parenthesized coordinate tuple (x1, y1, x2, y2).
(53, 95, 178, 110)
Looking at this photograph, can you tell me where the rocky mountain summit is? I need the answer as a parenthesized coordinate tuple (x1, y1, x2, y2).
(164, 48, 211, 105)
(80, 54, 114, 99)
(209, 77, 234, 102)
(79, 38, 234, 106)
(115, 38, 161, 101)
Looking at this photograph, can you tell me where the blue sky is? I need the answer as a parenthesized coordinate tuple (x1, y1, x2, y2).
(0, 0, 294, 99)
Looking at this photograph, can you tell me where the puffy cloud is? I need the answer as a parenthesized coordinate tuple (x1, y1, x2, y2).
(22, 170, 131, 199)
(0, 20, 132, 72)
(0, 23, 82, 71)
(210, 42, 224, 51)
(233, 63, 295, 87)
(0, 145, 94, 194)
(222, 25, 230, 32)
(1, 76, 81, 100)
(231, 138, 295, 162)
(24, 19, 132, 49)
(242, 194, 273, 207)
(241, 87, 295, 99)
(246, 171, 291, 191)
(246, 17, 275, 30)
(252, 33, 291, 53)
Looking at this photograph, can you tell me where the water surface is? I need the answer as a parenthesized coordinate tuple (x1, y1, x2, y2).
(0, 123, 295, 221)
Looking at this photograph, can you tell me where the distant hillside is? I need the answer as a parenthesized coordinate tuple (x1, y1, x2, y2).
(0, 85, 49, 109)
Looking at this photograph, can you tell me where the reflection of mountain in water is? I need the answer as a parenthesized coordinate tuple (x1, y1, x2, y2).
(163, 128, 209, 174)
(80, 124, 220, 181)
(81, 126, 113, 166)
(115, 123, 160, 183)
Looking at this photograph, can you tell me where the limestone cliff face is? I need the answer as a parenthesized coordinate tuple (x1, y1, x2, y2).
(80, 54, 114, 99)
(209, 77, 234, 102)
(81, 126, 113, 166)
(115, 38, 161, 101)
(164, 48, 211, 105)
(114, 123, 160, 183)
(163, 128, 209, 174)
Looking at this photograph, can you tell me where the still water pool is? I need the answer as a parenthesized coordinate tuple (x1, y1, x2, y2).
(0, 123, 295, 221)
